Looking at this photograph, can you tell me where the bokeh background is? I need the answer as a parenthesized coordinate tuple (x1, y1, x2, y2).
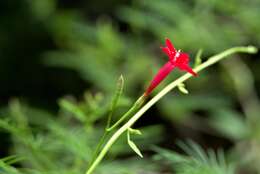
(0, 0, 260, 173)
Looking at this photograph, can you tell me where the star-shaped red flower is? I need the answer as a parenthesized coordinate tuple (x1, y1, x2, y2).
(145, 38, 197, 96)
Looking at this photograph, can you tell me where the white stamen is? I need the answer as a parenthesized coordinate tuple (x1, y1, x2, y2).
(173, 50, 181, 61)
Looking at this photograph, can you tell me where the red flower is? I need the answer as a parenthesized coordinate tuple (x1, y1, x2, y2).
(144, 38, 197, 96)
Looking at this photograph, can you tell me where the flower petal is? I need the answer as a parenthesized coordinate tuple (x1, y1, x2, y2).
(161, 47, 174, 60)
(176, 52, 189, 65)
(166, 38, 176, 54)
(177, 64, 197, 76)
(145, 61, 175, 96)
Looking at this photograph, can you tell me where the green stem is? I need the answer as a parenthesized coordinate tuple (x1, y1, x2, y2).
(89, 95, 146, 165)
(85, 46, 257, 174)
(106, 95, 146, 131)
(88, 131, 108, 166)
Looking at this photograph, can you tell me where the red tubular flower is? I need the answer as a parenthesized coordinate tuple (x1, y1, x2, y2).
(144, 38, 197, 96)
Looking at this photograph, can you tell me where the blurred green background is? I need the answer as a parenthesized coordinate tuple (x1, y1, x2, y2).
(0, 0, 260, 173)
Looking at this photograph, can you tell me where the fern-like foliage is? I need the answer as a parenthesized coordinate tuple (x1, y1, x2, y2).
(0, 98, 164, 174)
(154, 140, 235, 174)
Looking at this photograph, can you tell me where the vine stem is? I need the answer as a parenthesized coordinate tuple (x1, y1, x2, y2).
(85, 46, 257, 174)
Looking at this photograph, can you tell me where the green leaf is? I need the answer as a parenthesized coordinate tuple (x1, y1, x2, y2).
(209, 109, 249, 140)
(127, 129, 143, 158)
(177, 83, 189, 94)
(194, 49, 203, 67)
(0, 155, 25, 165)
(106, 75, 124, 129)
(59, 99, 86, 122)
(155, 140, 235, 174)
(128, 140, 143, 158)
(128, 128, 142, 135)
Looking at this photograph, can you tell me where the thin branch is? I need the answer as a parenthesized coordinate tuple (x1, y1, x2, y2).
(85, 46, 257, 174)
